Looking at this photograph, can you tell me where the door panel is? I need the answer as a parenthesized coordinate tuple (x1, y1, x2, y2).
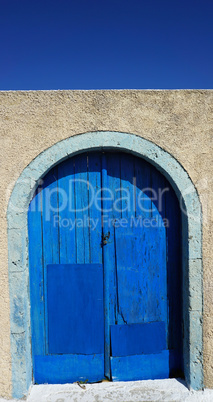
(29, 154, 104, 383)
(47, 264, 104, 355)
(34, 354, 104, 384)
(110, 350, 170, 382)
(105, 154, 168, 380)
(111, 322, 166, 356)
(101, 153, 170, 381)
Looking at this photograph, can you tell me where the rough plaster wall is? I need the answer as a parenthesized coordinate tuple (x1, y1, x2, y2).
(0, 90, 212, 397)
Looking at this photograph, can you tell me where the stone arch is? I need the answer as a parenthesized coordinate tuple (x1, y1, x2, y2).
(7, 132, 203, 398)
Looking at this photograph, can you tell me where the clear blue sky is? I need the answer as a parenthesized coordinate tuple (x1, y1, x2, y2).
(0, 0, 213, 90)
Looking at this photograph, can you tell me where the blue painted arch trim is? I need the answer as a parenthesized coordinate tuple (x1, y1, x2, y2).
(7, 132, 203, 398)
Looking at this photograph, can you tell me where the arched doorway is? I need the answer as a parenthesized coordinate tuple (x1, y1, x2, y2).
(28, 150, 182, 383)
(7, 132, 202, 398)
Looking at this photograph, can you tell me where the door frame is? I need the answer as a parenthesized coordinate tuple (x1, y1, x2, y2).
(7, 131, 203, 398)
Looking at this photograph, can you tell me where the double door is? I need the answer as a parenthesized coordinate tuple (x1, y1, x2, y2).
(28, 151, 182, 383)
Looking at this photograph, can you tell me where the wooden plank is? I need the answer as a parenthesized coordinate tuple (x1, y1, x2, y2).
(42, 167, 60, 265)
(57, 157, 76, 264)
(102, 153, 122, 378)
(47, 264, 104, 355)
(88, 152, 102, 264)
(116, 154, 137, 326)
(149, 167, 167, 326)
(134, 157, 152, 219)
(42, 167, 60, 353)
(101, 153, 111, 379)
(111, 322, 166, 357)
(111, 350, 170, 381)
(74, 153, 90, 264)
(120, 153, 135, 218)
(34, 354, 104, 384)
(28, 188, 45, 357)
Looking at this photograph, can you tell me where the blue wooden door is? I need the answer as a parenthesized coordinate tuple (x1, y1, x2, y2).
(28, 151, 182, 384)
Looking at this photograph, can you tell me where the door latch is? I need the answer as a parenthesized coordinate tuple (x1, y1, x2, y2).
(102, 231, 110, 245)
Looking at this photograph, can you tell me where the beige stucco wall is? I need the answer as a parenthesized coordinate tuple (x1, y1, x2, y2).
(0, 90, 212, 398)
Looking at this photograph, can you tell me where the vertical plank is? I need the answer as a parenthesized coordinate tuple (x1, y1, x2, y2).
(150, 166, 167, 328)
(134, 157, 151, 219)
(115, 153, 136, 325)
(57, 158, 76, 264)
(101, 153, 111, 379)
(42, 167, 60, 353)
(74, 153, 90, 264)
(102, 152, 122, 379)
(88, 152, 102, 264)
(42, 167, 60, 265)
(28, 188, 45, 357)
(120, 153, 135, 219)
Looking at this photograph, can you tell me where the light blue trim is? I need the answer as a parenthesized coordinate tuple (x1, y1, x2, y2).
(7, 131, 203, 397)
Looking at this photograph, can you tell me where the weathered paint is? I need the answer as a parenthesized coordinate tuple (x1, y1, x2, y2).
(7, 131, 203, 398)
(32, 262, 105, 383)
(100, 151, 176, 381)
(30, 151, 181, 383)
(33, 354, 104, 384)
(110, 322, 167, 356)
(111, 350, 170, 381)
(47, 264, 104, 355)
